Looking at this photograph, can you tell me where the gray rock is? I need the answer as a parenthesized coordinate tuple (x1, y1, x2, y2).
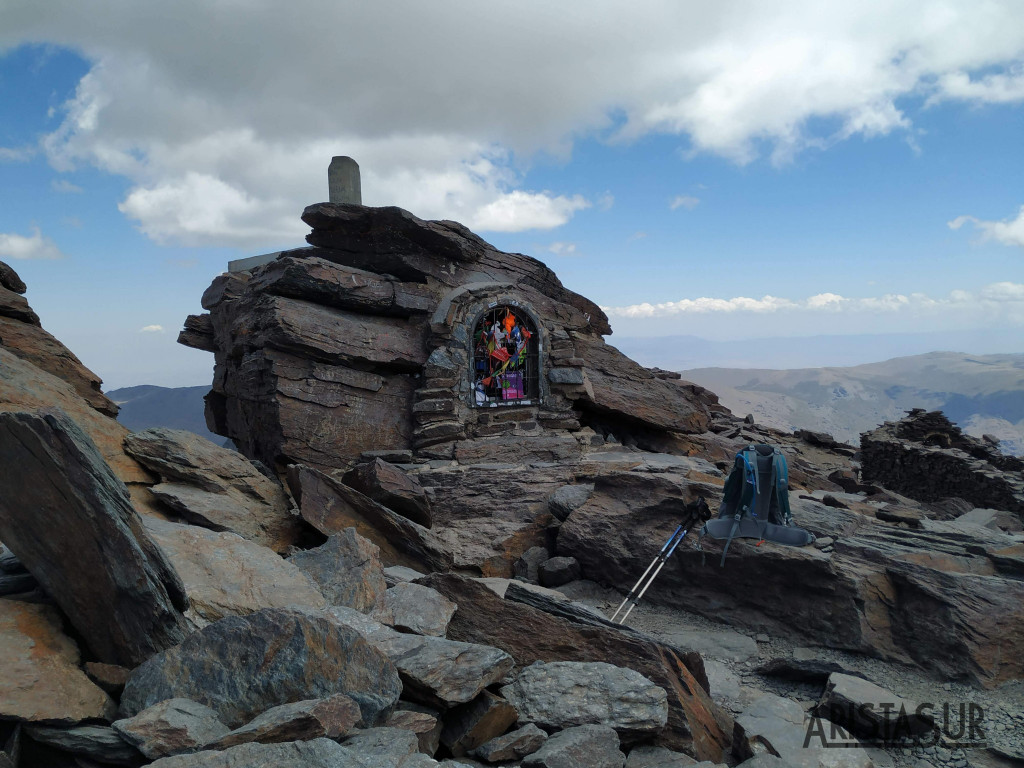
(340, 727, 419, 763)
(472, 723, 548, 763)
(210, 694, 362, 749)
(144, 517, 326, 626)
(735, 756, 793, 768)
(120, 608, 401, 728)
(548, 484, 595, 522)
(501, 661, 668, 738)
(376, 632, 515, 709)
(735, 693, 873, 768)
(24, 725, 139, 765)
(289, 528, 388, 613)
(513, 546, 550, 583)
(113, 698, 229, 758)
(0, 260, 26, 294)
(383, 582, 456, 636)
(124, 427, 301, 553)
(0, 409, 189, 667)
(522, 724, 625, 768)
(625, 744, 697, 768)
(816, 673, 933, 739)
(538, 556, 581, 588)
(146, 737, 362, 767)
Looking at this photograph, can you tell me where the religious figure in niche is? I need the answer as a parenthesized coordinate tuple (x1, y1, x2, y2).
(472, 306, 539, 406)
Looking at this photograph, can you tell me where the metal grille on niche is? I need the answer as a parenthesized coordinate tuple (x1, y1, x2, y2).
(472, 305, 539, 406)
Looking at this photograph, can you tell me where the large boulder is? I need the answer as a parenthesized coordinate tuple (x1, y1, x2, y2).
(208, 694, 362, 749)
(383, 582, 456, 637)
(815, 673, 933, 740)
(0, 409, 189, 666)
(501, 661, 668, 739)
(120, 608, 401, 728)
(288, 528, 388, 613)
(0, 599, 116, 724)
(143, 517, 326, 625)
(145, 737, 365, 767)
(124, 428, 301, 552)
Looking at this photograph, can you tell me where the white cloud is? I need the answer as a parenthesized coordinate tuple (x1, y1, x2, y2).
(470, 191, 590, 232)
(0, 227, 65, 260)
(51, 178, 83, 193)
(669, 195, 700, 210)
(0, 146, 34, 162)
(949, 205, 1024, 248)
(139, 324, 164, 333)
(546, 241, 577, 256)
(597, 192, 615, 211)
(602, 283, 1024, 319)
(0, 1, 1020, 245)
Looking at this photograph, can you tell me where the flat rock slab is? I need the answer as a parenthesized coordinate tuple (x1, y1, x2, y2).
(144, 517, 326, 625)
(440, 690, 518, 757)
(522, 724, 626, 768)
(113, 698, 229, 759)
(124, 427, 301, 552)
(816, 673, 933, 740)
(210, 694, 361, 749)
(24, 724, 139, 765)
(289, 528, 388, 613)
(383, 582, 456, 637)
(0, 409, 188, 666)
(501, 660, 668, 738)
(120, 608, 401, 729)
(0, 597, 116, 724)
(735, 693, 873, 768)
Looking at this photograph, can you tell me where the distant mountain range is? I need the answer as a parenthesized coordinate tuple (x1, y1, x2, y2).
(678, 351, 1024, 455)
(107, 385, 222, 444)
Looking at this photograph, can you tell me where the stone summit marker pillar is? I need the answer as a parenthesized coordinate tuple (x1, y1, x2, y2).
(329, 155, 361, 205)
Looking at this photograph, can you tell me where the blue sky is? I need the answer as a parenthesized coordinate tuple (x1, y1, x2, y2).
(1, 2, 1022, 388)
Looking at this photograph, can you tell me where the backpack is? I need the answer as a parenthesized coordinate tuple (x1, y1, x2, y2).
(699, 444, 815, 566)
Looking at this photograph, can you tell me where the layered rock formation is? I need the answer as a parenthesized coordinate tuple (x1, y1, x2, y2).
(179, 204, 712, 472)
(861, 409, 1024, 515)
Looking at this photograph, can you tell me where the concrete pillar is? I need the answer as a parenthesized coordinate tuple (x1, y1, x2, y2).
(328, 156, 361, 205)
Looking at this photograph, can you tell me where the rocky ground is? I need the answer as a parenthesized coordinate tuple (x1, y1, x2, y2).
(558, 580, 1024, 768)
(2, 199, 1024, 768)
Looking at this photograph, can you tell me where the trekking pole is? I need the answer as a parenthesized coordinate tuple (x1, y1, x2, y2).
(609, 497, 710, 626)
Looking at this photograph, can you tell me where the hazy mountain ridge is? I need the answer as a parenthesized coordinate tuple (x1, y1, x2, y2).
(107, 384, 221, 443)
(680, 351, 1024, 455)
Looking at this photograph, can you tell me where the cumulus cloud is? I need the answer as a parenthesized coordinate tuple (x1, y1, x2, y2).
(949, 205, 1024, 248)
(51, 178, 83, 193)
(139, 324, 164, 333)
(0, 227, 65, 260)
(2, 1, 1022, 245)
(669, 195, 700, 210)
(602, 283, 1024, 319)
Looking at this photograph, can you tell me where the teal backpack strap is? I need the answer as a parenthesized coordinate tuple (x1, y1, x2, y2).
(720, 447, 757, 566)
(772, 449, 793, 525)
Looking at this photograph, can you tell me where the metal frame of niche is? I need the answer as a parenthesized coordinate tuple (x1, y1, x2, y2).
(470, 301, 542, 407)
